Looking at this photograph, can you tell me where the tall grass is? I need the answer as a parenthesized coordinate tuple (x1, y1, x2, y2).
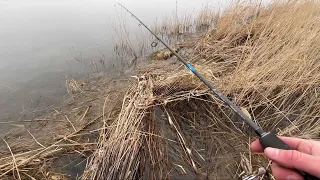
(152, 4, 219, 37)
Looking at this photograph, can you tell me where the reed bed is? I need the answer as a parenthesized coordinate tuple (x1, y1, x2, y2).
(85, 1, 320, 179)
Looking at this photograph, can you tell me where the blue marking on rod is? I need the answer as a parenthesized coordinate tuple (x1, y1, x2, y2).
(186, 63, 196, 72)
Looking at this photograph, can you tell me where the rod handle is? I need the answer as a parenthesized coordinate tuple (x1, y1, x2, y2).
(260, 132, 319, 180)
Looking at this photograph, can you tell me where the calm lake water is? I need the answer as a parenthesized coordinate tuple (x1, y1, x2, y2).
(0, 0, 234, 129)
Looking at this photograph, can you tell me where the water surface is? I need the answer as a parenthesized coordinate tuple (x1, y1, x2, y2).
(1, 0, 231, 128)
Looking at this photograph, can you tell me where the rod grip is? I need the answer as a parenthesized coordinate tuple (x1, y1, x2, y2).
(260, 132, 319, 180)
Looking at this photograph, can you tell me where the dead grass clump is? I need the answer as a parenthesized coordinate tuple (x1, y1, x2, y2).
(150, 45, 181, 60)
(85, 1, 320, 180)
(82, 75, 168, 180)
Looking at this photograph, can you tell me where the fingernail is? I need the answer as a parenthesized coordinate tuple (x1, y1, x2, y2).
(264, 147, 279, 158)
(286, 175, 299, 180)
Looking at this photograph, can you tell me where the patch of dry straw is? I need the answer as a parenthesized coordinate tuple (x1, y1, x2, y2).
(0, 75, 130, 179)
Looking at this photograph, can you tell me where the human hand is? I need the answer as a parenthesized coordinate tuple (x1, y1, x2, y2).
(250, 137, 320, 180)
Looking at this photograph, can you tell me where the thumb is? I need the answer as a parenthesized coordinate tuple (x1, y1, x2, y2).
(264, 147, 320, 178)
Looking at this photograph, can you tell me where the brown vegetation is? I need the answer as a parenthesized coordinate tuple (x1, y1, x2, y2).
(85, 1, 320, 179)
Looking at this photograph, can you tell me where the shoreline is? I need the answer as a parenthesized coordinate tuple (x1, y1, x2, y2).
(2, 1, 320, 179)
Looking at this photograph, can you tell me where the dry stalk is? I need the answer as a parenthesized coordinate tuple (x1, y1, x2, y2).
(2, 138, 21, 180)
(25, 127, 46, 148)
(78, 106, 89, 121)
(65, 115, 77, 132)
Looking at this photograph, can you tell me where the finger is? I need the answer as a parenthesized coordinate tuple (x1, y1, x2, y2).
(271, 163, 303, 180)
(250, 136, 316, 154)
(250, 138, 264, 152)
(279, 137, 316, 155)
(265, 147, 320, 178)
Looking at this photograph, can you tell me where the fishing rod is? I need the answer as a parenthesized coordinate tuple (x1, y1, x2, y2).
(118, 3, 318, 180)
